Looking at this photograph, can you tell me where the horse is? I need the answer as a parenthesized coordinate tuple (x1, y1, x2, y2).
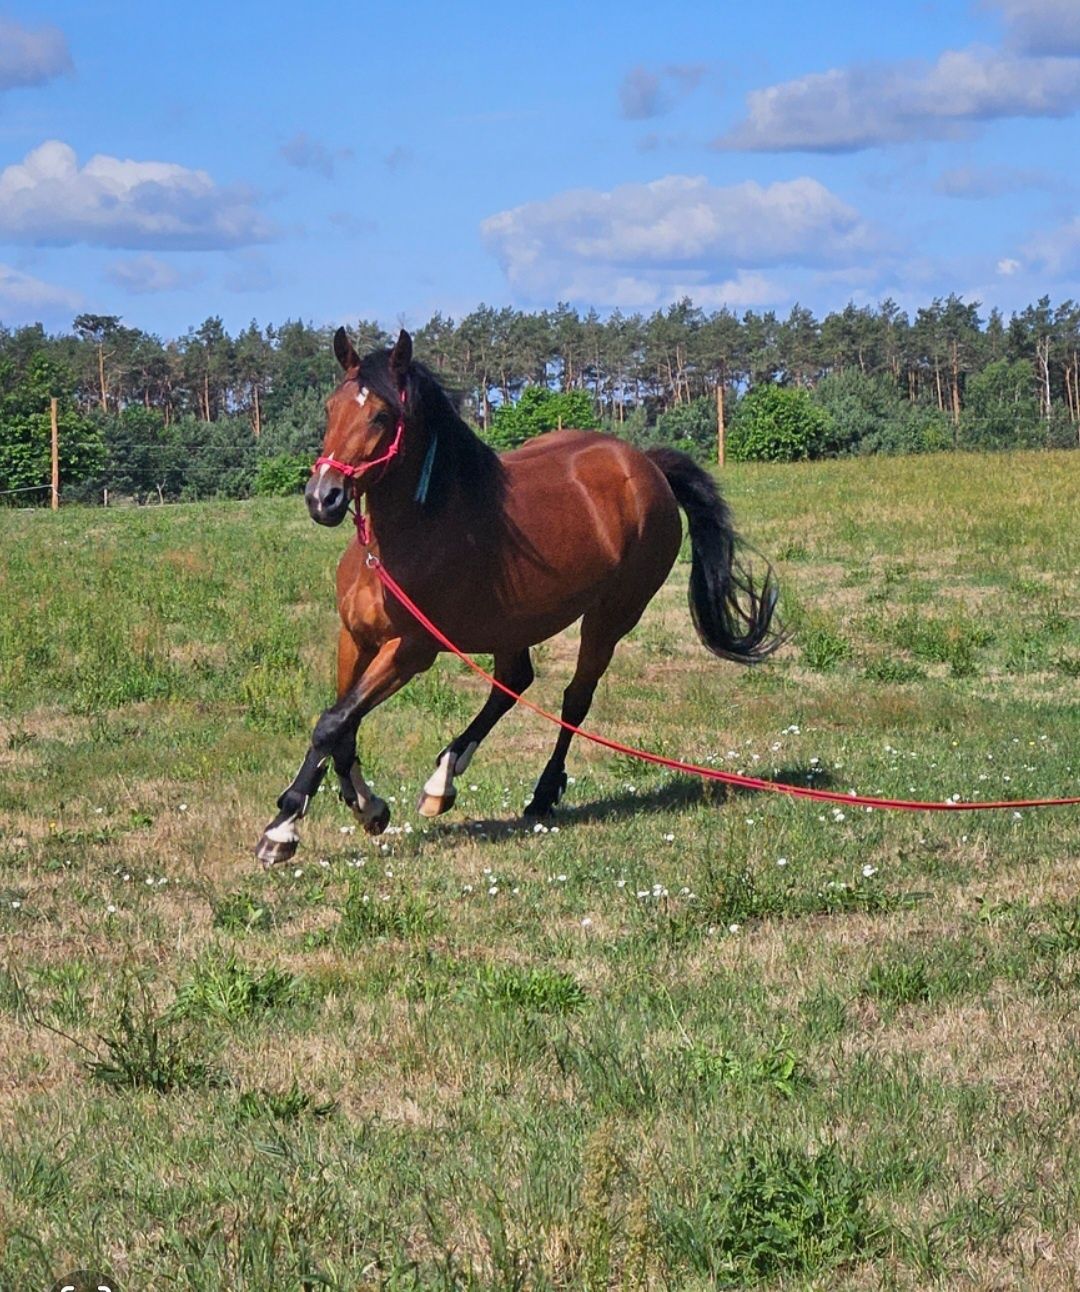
(255, 328, 782, 865)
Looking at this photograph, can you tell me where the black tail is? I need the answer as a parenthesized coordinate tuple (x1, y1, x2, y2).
(646, 447, 783, 664)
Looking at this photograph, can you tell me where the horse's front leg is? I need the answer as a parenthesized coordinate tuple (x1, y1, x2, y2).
(255, 634, 433, 866)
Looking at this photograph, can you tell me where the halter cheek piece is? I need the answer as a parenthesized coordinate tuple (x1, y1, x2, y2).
(312, 387, 408, 544)
(312, 386, 407, 483)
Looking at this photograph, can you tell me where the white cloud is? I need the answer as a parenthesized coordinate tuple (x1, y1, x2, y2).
(0, 263, 80, 312)
(482, 174, 876, 305)
(106, 255, 203, 294)
(997, 257, 1022, 276)
(991, 0, 1080, 56)
(0, 18, 72, 92)
(0, 141, 273, 250)
(716, 48, 1080, 152)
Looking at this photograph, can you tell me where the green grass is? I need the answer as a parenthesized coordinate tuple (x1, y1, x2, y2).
(0, 449, 1078, 1289)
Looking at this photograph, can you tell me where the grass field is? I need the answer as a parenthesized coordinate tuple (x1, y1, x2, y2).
(1, 449, 1078, 1290)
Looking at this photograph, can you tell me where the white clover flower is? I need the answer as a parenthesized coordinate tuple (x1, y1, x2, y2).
(777, 857, 788, 867)
(862, 865, 878, 878)
(728, 923, 740, 934)
(581, 917, 593, 928)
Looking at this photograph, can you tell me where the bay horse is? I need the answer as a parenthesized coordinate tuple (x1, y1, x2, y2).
(255, 328, 781, 865)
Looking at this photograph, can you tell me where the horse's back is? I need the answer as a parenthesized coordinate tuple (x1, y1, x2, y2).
(498, 429, 682, 595)
(501, 429, 678, 519)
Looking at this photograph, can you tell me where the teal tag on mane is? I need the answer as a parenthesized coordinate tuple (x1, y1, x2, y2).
(414, 434, 437, 505)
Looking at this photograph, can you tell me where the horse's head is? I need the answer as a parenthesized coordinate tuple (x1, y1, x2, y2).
(306, 327, 413, 526)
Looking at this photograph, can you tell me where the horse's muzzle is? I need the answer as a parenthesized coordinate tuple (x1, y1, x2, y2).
(305, 475, 349, 527)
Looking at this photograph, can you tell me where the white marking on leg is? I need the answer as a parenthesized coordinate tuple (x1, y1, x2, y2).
(423, 750, 456, 799)
(454, 741, 478, 774)
(264, 815, 300, 845)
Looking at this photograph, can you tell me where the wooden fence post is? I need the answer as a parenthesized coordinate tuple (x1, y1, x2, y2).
(716, 384, 725, 469)
(50, 397, 59, 511)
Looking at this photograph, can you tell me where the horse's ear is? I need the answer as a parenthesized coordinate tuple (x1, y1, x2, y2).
(334, 326, 361, 372)
(389, 329, 413, 387)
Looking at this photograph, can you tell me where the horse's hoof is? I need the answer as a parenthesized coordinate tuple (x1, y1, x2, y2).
(523, 771, 567, 819)
(363, 799, 391, 835)
(522, 798, 553, 819)
(255, 832, 297, 868)
(417, 787, 457, 818)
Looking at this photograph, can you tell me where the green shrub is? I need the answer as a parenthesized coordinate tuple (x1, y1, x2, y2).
(253, 452, 310, 496)
(488, 385, 599, 450)
(728, 385, 833, 462)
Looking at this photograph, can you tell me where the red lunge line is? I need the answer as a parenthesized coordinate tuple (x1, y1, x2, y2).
(367, 555, 1080, 814)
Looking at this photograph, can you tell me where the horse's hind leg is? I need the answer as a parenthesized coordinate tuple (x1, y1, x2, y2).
(524, 608, 630, 818)
(418, 649, 534, 817)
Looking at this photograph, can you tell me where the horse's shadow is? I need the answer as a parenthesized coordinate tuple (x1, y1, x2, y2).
(428, 764, 833, 841)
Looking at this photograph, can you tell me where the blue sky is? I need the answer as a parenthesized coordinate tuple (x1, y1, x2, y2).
(1, 0, 1079, 339)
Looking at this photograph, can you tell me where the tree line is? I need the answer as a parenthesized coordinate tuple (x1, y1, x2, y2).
(1, 293, 1077, 505)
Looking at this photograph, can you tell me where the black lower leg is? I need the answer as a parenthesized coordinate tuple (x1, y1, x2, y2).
(437, 650, 533, 767)
(331, 724, 361, 807)
(256, 745, 330, 865)
(274, 745, 330, 822)
(524, 680, 596, 817)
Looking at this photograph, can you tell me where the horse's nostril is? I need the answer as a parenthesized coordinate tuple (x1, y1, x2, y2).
(324, 486, 344, 510)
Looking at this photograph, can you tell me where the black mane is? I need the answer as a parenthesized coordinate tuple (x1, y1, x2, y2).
(356, 349, 505, 515)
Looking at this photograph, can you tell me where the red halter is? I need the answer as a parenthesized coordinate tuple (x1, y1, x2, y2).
(312, 387, 406, 482)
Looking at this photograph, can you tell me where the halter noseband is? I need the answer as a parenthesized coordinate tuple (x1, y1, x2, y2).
(312, 386, 407, 483)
